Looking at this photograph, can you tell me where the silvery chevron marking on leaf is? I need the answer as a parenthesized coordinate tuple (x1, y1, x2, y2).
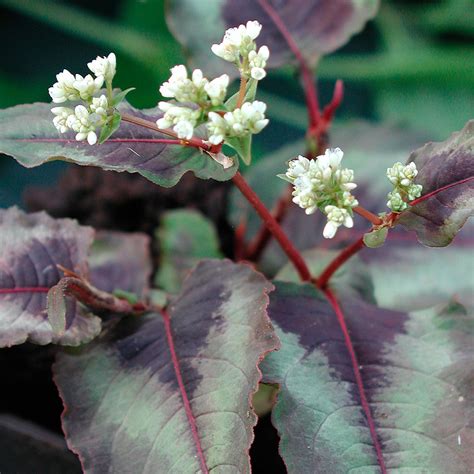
(49, 52, 119, 145)
(386, 161, 422, 212)
(211, 20, 270, 81)
(282, 148, 358, 238)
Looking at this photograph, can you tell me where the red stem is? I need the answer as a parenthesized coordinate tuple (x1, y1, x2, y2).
(324, 288, 387, 474)
(245, 185, 292, 261)
(121, 113, 211, 151)
(232, 172, 311, 281)
(19, 138, 186, 145)
(0, 287, 49, 294)
(409, 176, 474, 206)
(257, 0, 320, 127)
(316, 237, 365, 288)
(160, 309, 209, 474)
(353, 206, 383, 226)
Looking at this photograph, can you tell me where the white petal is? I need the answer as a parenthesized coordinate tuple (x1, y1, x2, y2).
(323, 221, 338, 239)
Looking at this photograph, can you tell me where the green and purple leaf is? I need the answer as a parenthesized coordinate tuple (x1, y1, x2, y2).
(0, 207, 100, 347)
(54, 259, 279, 473)
(261, 282, 474, 473)
(89, 231, 152, 299)
(166, 0, 379, 77)
(0, 102, 238, 188)
(398, 120, 474, 246)
(155, 209, 221, 293)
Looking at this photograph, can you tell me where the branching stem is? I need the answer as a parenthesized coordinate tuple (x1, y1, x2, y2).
(232, 172, 311, 281)
(353, 206, 383, 225)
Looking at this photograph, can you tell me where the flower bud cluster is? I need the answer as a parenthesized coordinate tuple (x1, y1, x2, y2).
(386, 162, 422, 212)
(211, 21, 270, 80)
(207, 101, 269, 145)
(282, 148, 359, 238)
(157, 65, 230, 140)
(157, 24, 270, 146)
(48, 53, 117, 145)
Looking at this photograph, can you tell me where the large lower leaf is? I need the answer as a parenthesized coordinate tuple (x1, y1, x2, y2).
(398, 120, 474, 246)
(0, 207, 100, 347)
(155, 209, 222, 293)
(262, 282, 474, 473)
(0, 102, 237, 188)
(54, 259, 279, 473)
(166, 0, 379, 77)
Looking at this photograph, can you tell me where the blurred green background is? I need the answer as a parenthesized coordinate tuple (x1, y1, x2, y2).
(0, 0, 472, 207)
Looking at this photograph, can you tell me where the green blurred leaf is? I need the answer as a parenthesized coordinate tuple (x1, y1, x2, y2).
(155, 209, 222, 293)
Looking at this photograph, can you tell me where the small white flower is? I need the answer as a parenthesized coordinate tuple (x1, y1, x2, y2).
(318, 147, 344, 171)
(386, 161, 422, 211)
(211, 20, 262, 63)
(51, 106, 74, 133)
(387, 190, 408, 212)
(90, 95, 109, 117)
(204, 74, 229, 106)
(207, 112, 228, 145)
(407, 183, 423, 201)
(173, 120, 195, 140)
(48, 70, 80, 103)
(88, 53, 116, 82)
(323, 205, 354, 239)
(224, 100, 269, 136)
(66, 105, 103, 145)
(157, 102, 199, 139)
(159, 65, 208, 103)
(282, 147, 359, 225)
(248, 45, 270, 80)
(72, 74, 104, 101)
(286, 155, 311, 182)
(211, 42, 240, 63)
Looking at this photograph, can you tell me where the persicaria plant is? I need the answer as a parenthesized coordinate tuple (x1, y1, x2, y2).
(0, 1, 473, 473)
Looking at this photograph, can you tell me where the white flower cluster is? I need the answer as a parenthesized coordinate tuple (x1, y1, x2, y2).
(283, 148, 359, 239)
(207, 101, 269, 145)
(48, 53, 116, 145)
(157, 39, 269, 144)
(386, 162, 422, 212)
(157, 65, 230, 140)
(212, 20, 270, 80)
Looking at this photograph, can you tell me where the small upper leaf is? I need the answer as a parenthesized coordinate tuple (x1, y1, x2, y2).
(166, 0, 379, 77)
(0, 102, 238, 188)
(398, 120, 474, 246)
(155, 209, 222, 293)
(0, 207, 100, 347)
(54, 259, 279, 473)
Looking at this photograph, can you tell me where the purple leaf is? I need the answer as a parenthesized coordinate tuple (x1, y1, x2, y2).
(262, 282, 474, 473)
(167, 0, 379, 77)
(89, 231, 152, 299)
(0, 207, 100, 347)
(54, 259, 279, 473)
(398, 120, 474, 246)
(0, 102, 238, 188)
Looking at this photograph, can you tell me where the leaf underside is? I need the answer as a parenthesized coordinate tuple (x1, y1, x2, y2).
(54, 259, 279, 473)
